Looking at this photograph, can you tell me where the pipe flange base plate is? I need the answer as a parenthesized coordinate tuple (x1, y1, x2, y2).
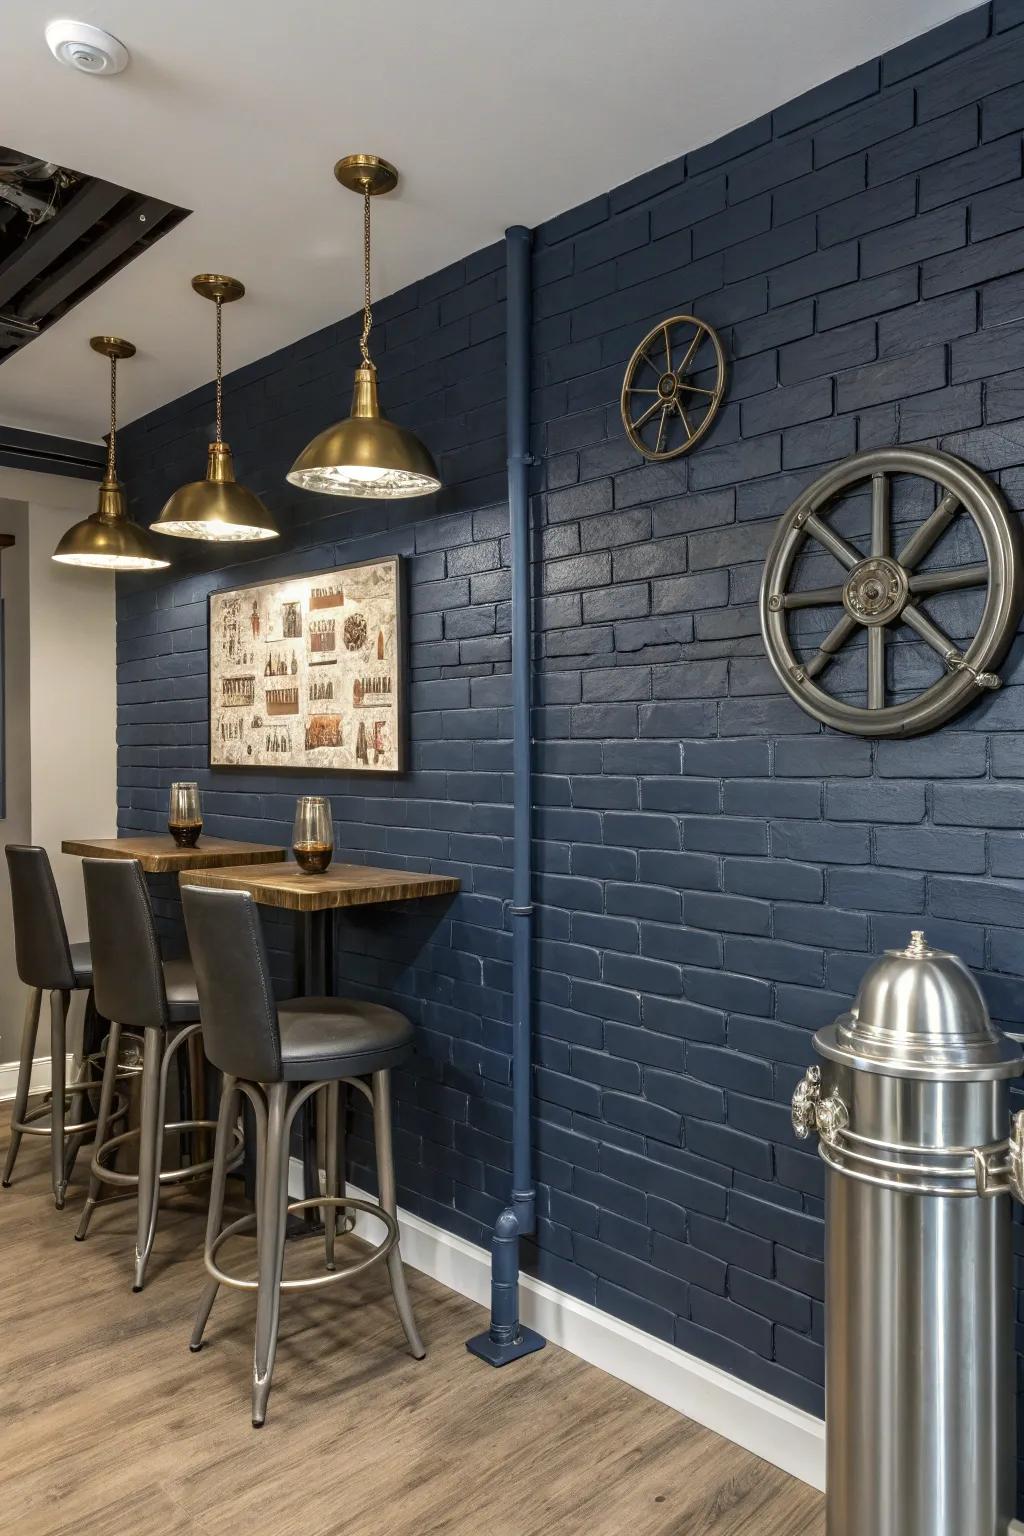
(466, 1325, 546, 1367)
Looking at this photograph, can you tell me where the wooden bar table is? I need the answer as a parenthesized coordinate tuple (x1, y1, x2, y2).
(177, 859, 461, 994)
(61, 834, 288, 874)
(179, 859, 461, 1223)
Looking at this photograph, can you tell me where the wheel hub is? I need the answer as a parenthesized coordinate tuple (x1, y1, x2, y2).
(842, 556, 908, 626)
(657, 372, 678, 401)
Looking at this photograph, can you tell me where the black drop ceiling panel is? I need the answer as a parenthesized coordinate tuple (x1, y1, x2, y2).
(0, 146, 189, 364)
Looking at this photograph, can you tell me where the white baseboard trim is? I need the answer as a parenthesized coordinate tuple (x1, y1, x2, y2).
(0, 1053, 73, 1102)
(288, 1157, 825, 1490)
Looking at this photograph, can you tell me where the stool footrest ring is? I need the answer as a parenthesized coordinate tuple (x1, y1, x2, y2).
(89, 1121, 244, 1189)
(13, 1090, 129, 1139)
(204, 1197, 398, 1293)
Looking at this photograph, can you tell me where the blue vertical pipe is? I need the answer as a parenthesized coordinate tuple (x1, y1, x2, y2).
(466, 226, 546, 1367)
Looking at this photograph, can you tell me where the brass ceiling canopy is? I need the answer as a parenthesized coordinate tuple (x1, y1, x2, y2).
(52, 336, 170, 571)
(287, 154, 441, 500)
(150, 275, 278, 542)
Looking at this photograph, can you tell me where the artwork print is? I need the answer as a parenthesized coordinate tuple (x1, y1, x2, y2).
(209, 556, 404, 773)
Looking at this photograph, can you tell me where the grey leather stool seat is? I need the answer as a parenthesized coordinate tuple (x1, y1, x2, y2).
(77, 857, 242, 1290)
(182, 882, 426, 1428)
(4, 845, 110, 1208)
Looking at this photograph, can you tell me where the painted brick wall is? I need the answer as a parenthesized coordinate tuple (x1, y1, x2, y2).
(117, 0, 1024, 1458)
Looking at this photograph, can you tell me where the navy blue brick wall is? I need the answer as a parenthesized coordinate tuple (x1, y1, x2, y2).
(117, 0, 1024, 1454)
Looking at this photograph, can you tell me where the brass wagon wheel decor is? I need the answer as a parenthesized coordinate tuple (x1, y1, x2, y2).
(759, 447, 1024, 738)
(620, 314, 726, 460)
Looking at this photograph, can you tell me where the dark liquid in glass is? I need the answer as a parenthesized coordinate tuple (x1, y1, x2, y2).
(168, 821, 202, 849)
(294, 841, 332, 874)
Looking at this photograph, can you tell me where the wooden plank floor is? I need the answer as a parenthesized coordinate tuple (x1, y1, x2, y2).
(0, 1105, 824, 1536)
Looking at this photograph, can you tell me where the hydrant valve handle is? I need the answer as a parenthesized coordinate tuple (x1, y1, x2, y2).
(792, 1065, 822, 1141)
(1008, 1111, 1024, 1204)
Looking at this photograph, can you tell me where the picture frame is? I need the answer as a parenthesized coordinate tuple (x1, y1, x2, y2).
(208, 555, 407, 776)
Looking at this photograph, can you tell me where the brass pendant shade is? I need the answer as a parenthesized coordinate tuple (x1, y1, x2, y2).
(53, 337, 169, 571)
(154, 440, 278, 542)
(151, 276, 278, 542)
(287, 155, 441, 500)
(287, 365, 440, 497)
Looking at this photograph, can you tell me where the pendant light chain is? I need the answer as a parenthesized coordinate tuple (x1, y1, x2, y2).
(107, 353, 118, 480)
(215, 296, 224, 444)
(360, 182, 373, 368)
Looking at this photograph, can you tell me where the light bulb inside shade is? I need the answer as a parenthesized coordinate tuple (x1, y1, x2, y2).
(153, 518, 278, 542)
(286, 463, 441, 498)
(52, 550, 170, 570)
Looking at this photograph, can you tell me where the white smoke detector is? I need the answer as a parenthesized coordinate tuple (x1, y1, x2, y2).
(45, 20, 129, 76)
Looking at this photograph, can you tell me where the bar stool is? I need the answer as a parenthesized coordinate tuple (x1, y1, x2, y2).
(76, 857, 242, 1290)
(181, 882, 426, 1427)
(3, 844, 114, 1208)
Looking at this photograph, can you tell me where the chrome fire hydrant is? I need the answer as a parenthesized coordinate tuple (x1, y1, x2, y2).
(792, 931, 1024, 1536)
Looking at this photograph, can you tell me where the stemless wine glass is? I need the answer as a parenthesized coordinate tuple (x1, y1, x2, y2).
(293, 795, 333, 874)
(168, 782, 203, 848)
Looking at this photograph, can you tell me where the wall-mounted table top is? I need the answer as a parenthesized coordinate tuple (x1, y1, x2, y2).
(61, 835, 288, 875)
(177, 859, 461, 912)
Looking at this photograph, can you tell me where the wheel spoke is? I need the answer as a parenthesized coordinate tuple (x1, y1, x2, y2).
(654, 404, 669, 455)
(675, 327, 703, 381)
(676, 381, 716, 397)
(896, 491, 959, 570)
(908, 562, 988, 595)
(803, 513, 863, 572)
(868, 627, 885, 710)
(638, 347, 661, 378)
(777, 584, 845, 610)
(633, 398, 664, 432)
(663, 324, 673, 375)
(803, 613, 859, 680)
(901, 602, 959, 662)
(674, 398, 693, 442)
(871, 472, 890, 558)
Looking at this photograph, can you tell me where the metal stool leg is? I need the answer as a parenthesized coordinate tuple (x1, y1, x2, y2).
(62, 991, 94, 1188)
(188, 1031, 210, 1165)
(132, 1025, 163, 1292)
(49, 990, 71, 1209)
(252, 1080, 289, 1428)
(75, 1019, 120, 1240)
(373, 1069, 426, 1359)
(3, 987, 42, 1188)
(62, 1084, 91, 1186)
(323, 1081, 339, 1271)
(337, 1084, 354, 1238)
(136, 1024, 199, 1289)
(191, 1075, 240, 1352)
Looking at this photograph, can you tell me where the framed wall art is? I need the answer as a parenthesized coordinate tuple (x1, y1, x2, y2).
(209, 555, 406, 774)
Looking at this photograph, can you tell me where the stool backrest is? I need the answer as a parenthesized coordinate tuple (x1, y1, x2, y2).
(82, 858, 169, 1031)
(181, 884, 282, 1082)
(6, 844, 76, 991)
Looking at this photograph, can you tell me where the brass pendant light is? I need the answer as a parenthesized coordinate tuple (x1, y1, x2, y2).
(151, 276, 278, 542)
(287, 154, 441, 499)
(53, 337, 170, 571)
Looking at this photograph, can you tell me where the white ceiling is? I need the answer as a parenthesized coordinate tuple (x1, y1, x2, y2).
(1, 0, 977, 442)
